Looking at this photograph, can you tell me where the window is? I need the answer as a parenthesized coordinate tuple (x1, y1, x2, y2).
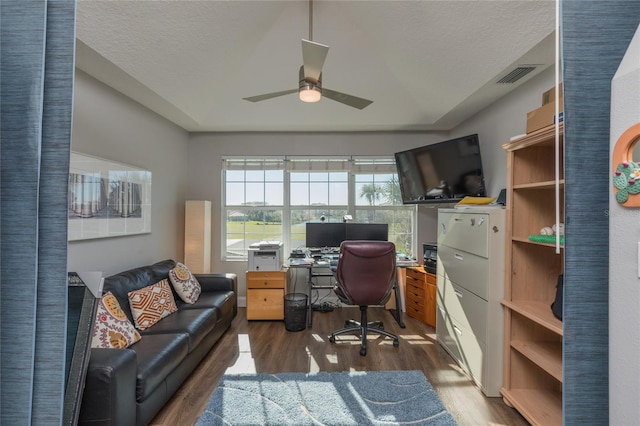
(223, 158, 284, 260)
(352, 158, 413, 256)
(222, 156, 416, 260)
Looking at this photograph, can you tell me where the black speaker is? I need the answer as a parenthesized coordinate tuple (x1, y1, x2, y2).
(422, 243, 437, 274)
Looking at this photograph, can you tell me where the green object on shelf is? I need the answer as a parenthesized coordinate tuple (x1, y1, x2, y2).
(528, 234, 565, 244)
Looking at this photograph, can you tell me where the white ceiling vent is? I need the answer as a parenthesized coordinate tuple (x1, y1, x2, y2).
(496, 65, 538, 84)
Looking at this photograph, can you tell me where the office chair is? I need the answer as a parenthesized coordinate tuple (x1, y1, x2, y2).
(328, 240, 399, 356)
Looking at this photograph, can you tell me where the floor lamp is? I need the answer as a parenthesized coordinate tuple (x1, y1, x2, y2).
(184, 200, 211, 273)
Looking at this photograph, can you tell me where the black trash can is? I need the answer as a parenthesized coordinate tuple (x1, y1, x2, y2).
(284, 293, 308, 332)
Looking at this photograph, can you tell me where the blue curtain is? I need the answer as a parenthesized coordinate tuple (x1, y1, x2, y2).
(562, 1, 640, 424)
(1, 1, 76, 424)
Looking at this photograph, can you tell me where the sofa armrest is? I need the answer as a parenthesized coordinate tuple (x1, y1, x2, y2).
(195, 273, 237, 317)
(195, 273, 237, 293)
(79, 348, 137, 426)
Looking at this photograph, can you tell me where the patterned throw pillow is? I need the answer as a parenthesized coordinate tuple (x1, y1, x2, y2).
(92, 292, 141, 349)
(168, 262, 202, 304)
(128, 279, 178, 330)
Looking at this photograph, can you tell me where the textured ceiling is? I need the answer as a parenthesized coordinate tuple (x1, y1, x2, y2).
(75, 0, 557, 132)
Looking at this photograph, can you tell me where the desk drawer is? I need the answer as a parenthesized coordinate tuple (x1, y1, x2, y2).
(438, 276, 487, 343)
(406, 304, 426, 322)
(406, 267, 427, 282)
(406, 280, 425, 298)
(436, 306, 485, 387)
(438, 211, 489, 258)
(406, 290, 425, 308)
(437, 244, 488, 300)
(247, 271, 285, 289)
(247, 289, 284, 320)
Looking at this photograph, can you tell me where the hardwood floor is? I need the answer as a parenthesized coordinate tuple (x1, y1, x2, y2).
(151, 306, 528, 426)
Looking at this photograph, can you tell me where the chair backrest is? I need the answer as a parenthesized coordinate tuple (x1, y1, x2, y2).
(335, 240, 397, 306)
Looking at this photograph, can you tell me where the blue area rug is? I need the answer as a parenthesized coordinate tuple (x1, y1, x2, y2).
(197, 370, 458, 425)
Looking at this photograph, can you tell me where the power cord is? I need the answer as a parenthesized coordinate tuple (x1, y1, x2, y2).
(311, 302, 335, 312)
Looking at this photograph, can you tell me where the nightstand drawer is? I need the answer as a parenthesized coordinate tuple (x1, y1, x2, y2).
(246, 289, 284, 320)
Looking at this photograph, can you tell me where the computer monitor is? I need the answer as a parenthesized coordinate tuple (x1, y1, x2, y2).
(305, 222, 346, 248)
(345, 223, 389, 241)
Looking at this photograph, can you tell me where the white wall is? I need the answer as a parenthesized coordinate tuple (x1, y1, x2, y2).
(68, 71, 190, 276)
(609, 25, 640, 425)
(68, 65, 555, 297)
(418, 67, 557, 242)
(452, 66, 557, 196)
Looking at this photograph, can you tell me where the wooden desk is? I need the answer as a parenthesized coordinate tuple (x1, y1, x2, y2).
(289, 260, 407, 328)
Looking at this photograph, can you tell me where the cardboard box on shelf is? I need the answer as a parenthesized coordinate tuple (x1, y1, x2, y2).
(542, 83, 563, 105)
(526, 98, 564, 133)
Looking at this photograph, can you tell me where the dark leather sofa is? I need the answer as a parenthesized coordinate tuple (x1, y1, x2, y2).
(78, 259, 237, 426)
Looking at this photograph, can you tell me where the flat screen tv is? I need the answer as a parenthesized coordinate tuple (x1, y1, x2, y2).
(345, 223, 388, 241)
(394, 134, 486, 204)
(305, 223, 346, 248)
(305, 222, 389, 248)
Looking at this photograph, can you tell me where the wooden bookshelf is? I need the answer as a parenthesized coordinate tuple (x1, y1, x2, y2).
(501, 123, 564, 425)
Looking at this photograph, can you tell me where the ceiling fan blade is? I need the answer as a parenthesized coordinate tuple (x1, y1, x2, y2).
(243, 89, 298, 103)
(323, 88, 373, 110)
(301, 39, 328, 83)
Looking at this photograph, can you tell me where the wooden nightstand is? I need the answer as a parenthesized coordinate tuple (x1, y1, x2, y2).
(246, 270, 286, 320)
(404, 266, 436, 327)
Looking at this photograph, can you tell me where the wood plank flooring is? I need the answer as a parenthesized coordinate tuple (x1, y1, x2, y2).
(151, 306, 528, 426)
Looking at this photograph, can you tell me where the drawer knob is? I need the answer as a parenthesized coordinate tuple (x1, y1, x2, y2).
(264, 298, 267, 302)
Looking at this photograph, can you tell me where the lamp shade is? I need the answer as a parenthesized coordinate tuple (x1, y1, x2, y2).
(299, 86, 321, 103)
(184, 200, 211, 273)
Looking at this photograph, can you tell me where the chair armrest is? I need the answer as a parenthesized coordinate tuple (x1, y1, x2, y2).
(79, 348, 137, 426)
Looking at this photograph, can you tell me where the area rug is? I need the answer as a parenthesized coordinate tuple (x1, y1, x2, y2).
(196, 370, 458, 425)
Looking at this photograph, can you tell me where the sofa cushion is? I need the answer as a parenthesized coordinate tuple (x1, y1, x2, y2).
(92, 292, 141, 349)
(177, 291, 233, 311)
(130, 333, 189, 401)
(103, 259, 178, 324)
(128, 279, 178, 330)
(168, 262, 201, 304)
(139, 308, 218, 351)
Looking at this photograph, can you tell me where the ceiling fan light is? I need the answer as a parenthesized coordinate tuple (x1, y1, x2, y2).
(299, 85, 321, 103)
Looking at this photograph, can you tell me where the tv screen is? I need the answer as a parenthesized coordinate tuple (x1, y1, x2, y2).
(345, 223, 388, 241)
(305, 223, 346, 248)
(394, 134, 486, 204)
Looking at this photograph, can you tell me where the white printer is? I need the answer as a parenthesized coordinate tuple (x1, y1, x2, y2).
(248, 241, 284, 271)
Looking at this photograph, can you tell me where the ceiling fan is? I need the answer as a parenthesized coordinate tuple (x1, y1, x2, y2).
(242, 0, 373, 110)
